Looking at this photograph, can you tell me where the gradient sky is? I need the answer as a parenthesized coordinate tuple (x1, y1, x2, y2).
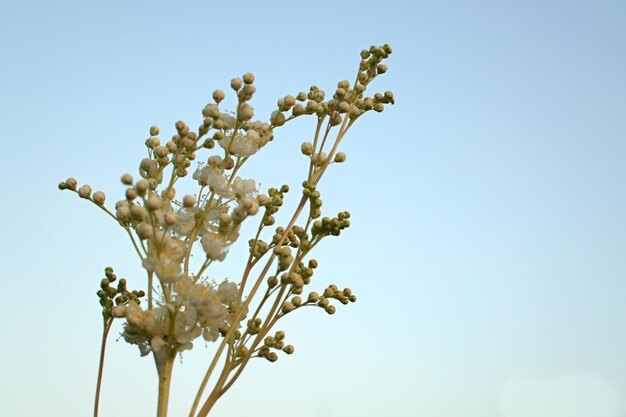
(1, 1, 625, 417)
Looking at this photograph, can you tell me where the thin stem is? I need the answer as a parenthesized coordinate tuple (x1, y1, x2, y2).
(155, 352, 175, 417)
(93, 320, 112, 417)
(190, 194, 309, 417)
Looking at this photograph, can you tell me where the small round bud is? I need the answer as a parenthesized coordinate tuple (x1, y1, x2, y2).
(300, 142, 313, 156)
(130, 204, 146, 220)
(267, 275, 278, 288)
(121, 174, 133, 185)
(283, 345, 294, 354)
(325, 305, 336, 315)
(305, 100, 318, 113)
(292, 104, 305, 116)
(203, 138, 215, 149)
(154, 146, 168, 158)
(78, 185, 92, 199)
(92, 191, 106, 205)
(270, 110, 286, 127)
(238, 103, 254, 121)
(312, 152, 327, 166)
(241, 84, 256, 98)
(136, 223, 153, 239)
(202, 103, 221, 119)
(242, 72, 255, 84)
(182, 194, 195, 208)
(240, 197, 259, 215)
(135, 179, 149, 194)
(291, 296, 302, 307)
(212, 89, 225, 103)
(275, 330, 285, 340)
(284, 95, 295, 107)
(150, 126, 160, 136)
(267, 352, 278, 362)
(65, 178, 77, 190)
(334, 152, 346, 163)
(164, 212, 177, 226)
(307, 292, 320, 303)
(330, 112, 342, 126)
(231, 77, 243, 91)
(318, 298, 329, 308)
(256, 194, 270, 206)
(125, 188, 138, 201)
(145, 196, 162, 211)
(281, 301, 295, 313)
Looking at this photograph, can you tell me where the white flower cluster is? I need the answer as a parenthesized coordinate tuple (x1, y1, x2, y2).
(116, 278, 241, 355)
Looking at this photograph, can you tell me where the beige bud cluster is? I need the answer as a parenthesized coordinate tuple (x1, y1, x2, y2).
(97, 267, 145, 322)
(257, 330, 293, 362)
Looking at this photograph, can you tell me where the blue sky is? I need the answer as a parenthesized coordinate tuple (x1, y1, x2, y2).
(1, 1, 625, 416)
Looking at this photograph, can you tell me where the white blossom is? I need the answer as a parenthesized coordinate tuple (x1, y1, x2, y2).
(218, 133, 259, 158)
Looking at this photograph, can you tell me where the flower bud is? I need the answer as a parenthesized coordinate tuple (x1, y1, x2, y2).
(116, 206, 130, 222)
(92, 191, 106, 205)
(243, 72, 255, 84)
(150, 126, 160, 136)
(136, 223, 153, 239)
(256, 194, 270, 206)
(238, 103, 254, 121)
(283, 345, 294, 354)
(307, 292, 320, 303)
(292, 104, 305, 116)
(78, 185, 92, 199)
(267, 275, 278, 288)
(65, 178, 77, 190)
(306, 100, 318, 113)
(212, 89, 225, 103)
(330, 112, 342, 126)
(145, 196, 162, 211)
(270, 110, 286, 126)
(164, 212, 177, 226)
(135, 179, 149, 194)
(126, 187, 138, 200)
(231, 77, 243, 91)
(130, 204, 146, 220)
(240, 197, 259, 215)
(202, 103, 221, 119)
(183, 194, 195, 208)
(334, 152, 346, 163)
(281, 301, 295, 313)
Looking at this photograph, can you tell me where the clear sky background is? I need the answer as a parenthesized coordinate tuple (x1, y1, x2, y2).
(1, 1, 625, 417)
